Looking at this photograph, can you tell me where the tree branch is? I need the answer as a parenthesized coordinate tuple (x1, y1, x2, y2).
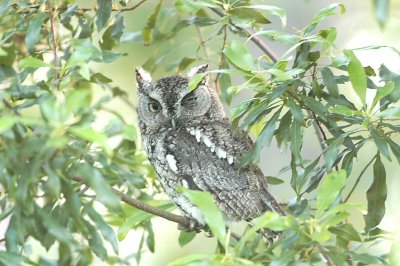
(344, 155, 377, 202)
(16, 0, 148, 13)
(214, 25, 228, 94)
(71, 176, 191, 228)
(210, 8, 278, 62)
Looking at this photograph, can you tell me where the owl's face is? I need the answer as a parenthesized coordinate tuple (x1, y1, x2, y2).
(136, 65, 220, 131)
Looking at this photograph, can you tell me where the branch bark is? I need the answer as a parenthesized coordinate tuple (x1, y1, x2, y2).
(71, 176, 191, 228)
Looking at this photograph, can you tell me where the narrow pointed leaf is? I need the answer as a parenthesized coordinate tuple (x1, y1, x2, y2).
(344, 49, 367, 105)
(364, 154, 387, 231)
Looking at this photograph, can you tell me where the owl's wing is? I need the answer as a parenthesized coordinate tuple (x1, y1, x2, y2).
(165, 119, 253, 191)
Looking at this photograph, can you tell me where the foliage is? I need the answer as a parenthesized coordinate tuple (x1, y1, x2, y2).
(0, 0, 399, 265)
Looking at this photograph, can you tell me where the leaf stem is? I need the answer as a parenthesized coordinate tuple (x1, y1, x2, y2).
(344, 155, 377, 202)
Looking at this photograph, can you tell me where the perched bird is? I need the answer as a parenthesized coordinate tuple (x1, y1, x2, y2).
(135, 65, 285, 232)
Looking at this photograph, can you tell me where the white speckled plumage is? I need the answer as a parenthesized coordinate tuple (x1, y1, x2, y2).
(136, 65, 285, 233)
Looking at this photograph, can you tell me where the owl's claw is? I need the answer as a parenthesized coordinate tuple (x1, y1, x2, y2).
(178, 219, 204, 233)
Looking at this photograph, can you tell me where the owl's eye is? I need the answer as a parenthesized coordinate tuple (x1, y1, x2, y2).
(148, 101, 161, 113)
(182, 92, 197, 104)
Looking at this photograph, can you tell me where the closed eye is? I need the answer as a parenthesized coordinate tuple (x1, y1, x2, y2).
(182, 91, 197, 104)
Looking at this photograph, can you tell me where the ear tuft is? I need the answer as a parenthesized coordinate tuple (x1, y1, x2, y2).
(187, 64, 208, 77)
(135, 67, 152, 86)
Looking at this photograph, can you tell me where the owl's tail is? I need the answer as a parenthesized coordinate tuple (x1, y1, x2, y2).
(258, 177, 286, 216)
(257, 177, 286, 242)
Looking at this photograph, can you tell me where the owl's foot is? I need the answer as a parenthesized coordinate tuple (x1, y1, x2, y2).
(178, 219, 204, 233)
(260, 228, 281, 244)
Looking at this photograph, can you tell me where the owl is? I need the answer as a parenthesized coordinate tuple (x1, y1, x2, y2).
(135, 65, 285, 233)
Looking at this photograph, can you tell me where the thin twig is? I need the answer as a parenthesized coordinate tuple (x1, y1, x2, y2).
(210, 8, 278, 62)
(344, 155, 377, 202)
(214, 25, 227, 93)
(47, 1, 59, 90)
(71, 176, 191, 227)
(0, 238, 5, 243)
(195, 26, 211, 65)
(16, 0, 148, 13)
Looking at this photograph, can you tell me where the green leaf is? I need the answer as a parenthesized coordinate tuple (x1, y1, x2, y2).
(122, 125, 137, 141)
(242, 109, 281, 165)
(344, 49, 367, 105)
(379, 64, 400, 102)
(266, 176, 284, 185)
(371, 81, 394, 110)
(290, 120, 303, 164)
(250, 30, 299, 45)
(85, 205, 119, 253)
(117, 201, 173, 240)
(229, 7, 271, 25)
(370, 128, 391, 161)
(267, 68, 292, 81)
(288, 98, 303, 123)
(324, 134, 349, 171)
(68, 126, 112, 156)
(321, 67, 339, 98)
(19, 57, 51, 68)
(175, 0, 218, 13)
(181, 189, 226, 244)
(330, 105, 360, 117)
(80, 165, 121, 213)
(387, 138, 400, 164)
(316, 170, 346, 215)
(0, 117, 16, 133)
(168, 254, 209, 266)
(224, 40, 254, 71)
(146, 223, 155, 253)
(96, 0, 112, 31)
(188, 73, 206, 90)
(142, 0, 163, 46)
(275, 110, 292, 148)
(377, 106, 400, 118)
(301, 96, 328, 121)
(178, 231, 196, 247)
(364, 154, 387, 231)
(100, 13, 125, 50)
(0, 0, 11, 16)
(25, 13, 46, 53)
(305, 3, 345, 35)
(241, 5, 286, 27)
(328, 223, 361, 242)
(0, 251, 27, 265)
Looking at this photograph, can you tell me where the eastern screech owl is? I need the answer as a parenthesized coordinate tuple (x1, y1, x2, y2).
(135, 65, 285, 231)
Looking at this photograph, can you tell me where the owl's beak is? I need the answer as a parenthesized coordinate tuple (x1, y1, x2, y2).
(171, 117, 177, 131)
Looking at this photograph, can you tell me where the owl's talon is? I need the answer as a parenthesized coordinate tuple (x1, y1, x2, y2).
(204, 228, 213, 238)
(178, 219, 204, 233)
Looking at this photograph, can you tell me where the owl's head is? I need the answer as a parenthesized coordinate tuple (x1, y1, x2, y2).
(135, 65, 224, 131)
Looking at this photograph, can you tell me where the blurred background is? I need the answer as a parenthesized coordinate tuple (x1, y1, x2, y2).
(88, 0, 400, 265)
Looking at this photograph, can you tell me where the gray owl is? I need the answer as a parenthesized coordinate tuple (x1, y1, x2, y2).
(135, 65, 285, 232)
